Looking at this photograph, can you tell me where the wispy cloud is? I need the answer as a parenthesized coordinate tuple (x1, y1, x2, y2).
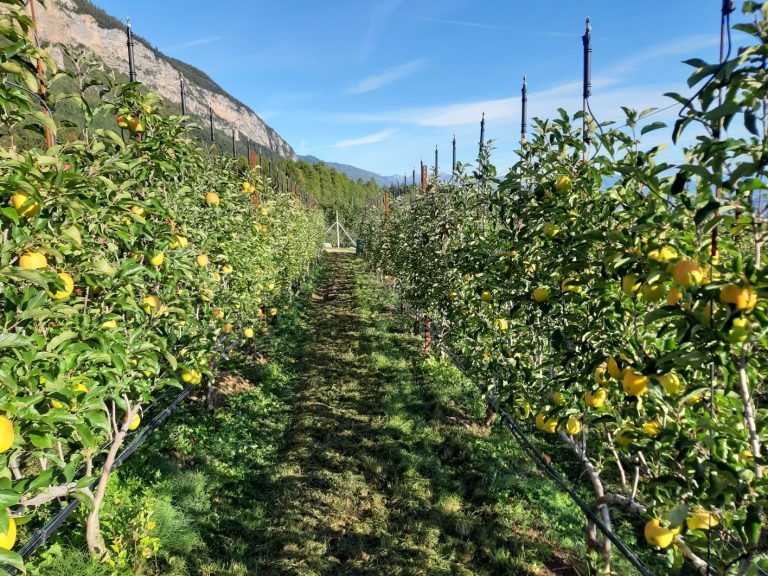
(421, 17, 577, 38)
(334, 129, 397, 148)
(349, 59, 426, 94)
(165, 36, 220, 51)
(321, 33, 720, 129)
(360, 0, 403, 60)
(605, 34, 719, 76)
(257, 110, 281, 121)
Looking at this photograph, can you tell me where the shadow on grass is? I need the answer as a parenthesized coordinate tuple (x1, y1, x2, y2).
(75, 254, 590, 576)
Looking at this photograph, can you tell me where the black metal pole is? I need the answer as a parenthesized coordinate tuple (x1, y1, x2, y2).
(126, 17, 136, 82)
(412, 168, 415, 186)
(434, 146, 438, 177)
(180, 75, 186, 115)
(209, 105, 214, 142)
(479, 112, 485, 154)
(521, 76, 528, 144)
(582, 17, 592, 144)
(452, 135, 456, 173)
(232, 128, 236, 157)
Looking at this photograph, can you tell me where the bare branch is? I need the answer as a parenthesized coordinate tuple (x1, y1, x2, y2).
(676, 536, 714, 575)
(12, 482, 81, 513)
(596, 493, 647, 516)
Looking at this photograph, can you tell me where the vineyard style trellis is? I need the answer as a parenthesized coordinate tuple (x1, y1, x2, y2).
(361, 2, 768, 574)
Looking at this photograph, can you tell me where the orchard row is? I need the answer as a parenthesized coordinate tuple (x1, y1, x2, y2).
(0, 1, 324, 569)
(361, 3, 768, 574)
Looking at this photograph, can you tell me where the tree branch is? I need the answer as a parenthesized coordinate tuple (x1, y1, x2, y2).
(676, 536, 714, 575)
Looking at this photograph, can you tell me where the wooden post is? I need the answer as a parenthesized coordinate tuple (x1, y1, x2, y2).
(424, 317, 431, 351)
(420, 163, 427, 192)
(385, 187, 390, 223)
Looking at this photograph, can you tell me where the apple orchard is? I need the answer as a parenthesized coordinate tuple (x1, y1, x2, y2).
(0, 0, 324, 570)
(361, 2, 768, 574)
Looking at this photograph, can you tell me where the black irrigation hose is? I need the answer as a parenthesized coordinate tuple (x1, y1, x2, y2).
(3, 384, 195, 573)
(441, 346, 653, 576)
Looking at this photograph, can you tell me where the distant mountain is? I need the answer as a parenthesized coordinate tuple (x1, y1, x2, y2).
(299, 156, 401, 186)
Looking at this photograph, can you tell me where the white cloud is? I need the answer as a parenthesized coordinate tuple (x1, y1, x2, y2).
(321, 33, 721, 130)
(604, 34, 720, 77)
(334, 129, 397, 148)
(257, 110, 281, 120)
(360, 0, 403, 60)
(421, 17, 577, 38)
(165, 36, 220, 51)
(349, 59, 426, 94)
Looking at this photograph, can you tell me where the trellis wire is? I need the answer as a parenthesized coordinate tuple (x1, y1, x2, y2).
(2, 384, 195, 573)
(440, 346, 653, 576)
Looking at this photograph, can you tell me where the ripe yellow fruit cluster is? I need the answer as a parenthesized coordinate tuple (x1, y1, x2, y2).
(181, 368, 203, 385)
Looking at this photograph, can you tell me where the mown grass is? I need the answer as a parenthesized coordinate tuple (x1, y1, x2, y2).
(28, 253, 667, 575)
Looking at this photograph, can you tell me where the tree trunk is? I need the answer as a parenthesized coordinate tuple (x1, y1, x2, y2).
(86, 399, 139, 557)
(483, 407, 497, 428)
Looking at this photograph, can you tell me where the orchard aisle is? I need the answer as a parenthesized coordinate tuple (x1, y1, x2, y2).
(243, 254, 582, 576)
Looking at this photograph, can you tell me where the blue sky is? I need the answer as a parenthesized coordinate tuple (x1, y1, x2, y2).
(91, 0, 733, 176)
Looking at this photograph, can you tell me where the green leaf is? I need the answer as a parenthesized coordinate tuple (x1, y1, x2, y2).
(641, 121, 666, 135)
(0, 490, 19, 509)
(30, 109, 57, 135)
(745, 108, 759, 136)
(164, 351, 178, 371)
(46, 330, 77, 352)
(694, 200, 722, 227)
(27, 469, 54, 493)
(0, 207, 19, 225)
(0, 548, 25, 570)
(28, 432, 52, 449)
(74, 423, 97, 449)
(0, 333, 32, 349)
(3, 268, 51, 290)
(61, 225, 82, 248)
(664, 504, 689, 528)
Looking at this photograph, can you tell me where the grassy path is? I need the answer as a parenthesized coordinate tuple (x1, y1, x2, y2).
(36, 253, 591, 575)
(240, 254, 582, 575)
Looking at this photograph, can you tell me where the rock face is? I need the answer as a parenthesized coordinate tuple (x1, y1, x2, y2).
(34, 0, 296, 159)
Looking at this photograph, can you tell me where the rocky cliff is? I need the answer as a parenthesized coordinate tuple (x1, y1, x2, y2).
(34, 0, 296, 159)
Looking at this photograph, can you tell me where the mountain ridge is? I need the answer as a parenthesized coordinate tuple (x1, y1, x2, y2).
(37, 0, 295, 159)
(299, 155, 406, 187)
